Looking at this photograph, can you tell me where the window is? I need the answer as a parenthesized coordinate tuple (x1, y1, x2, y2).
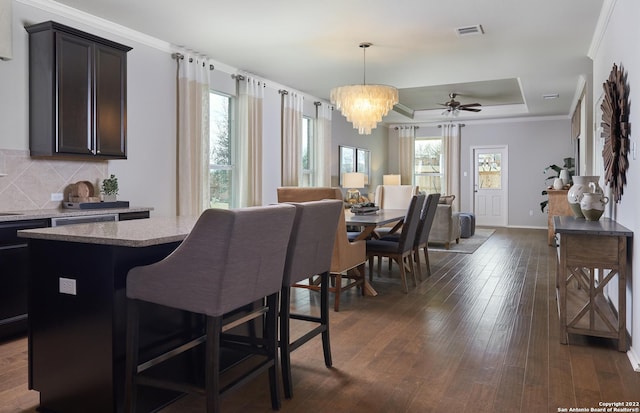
(414, 137, 444, 193)
(209, 91, 234, 208)
(301, 116, 313, 187)
(477, 152, 502, 189)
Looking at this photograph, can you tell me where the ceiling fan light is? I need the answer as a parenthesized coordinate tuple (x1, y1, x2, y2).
(331, 84, 399, 134)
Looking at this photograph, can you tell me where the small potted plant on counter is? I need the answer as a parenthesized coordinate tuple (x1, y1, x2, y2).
(101, 174, 119, 202)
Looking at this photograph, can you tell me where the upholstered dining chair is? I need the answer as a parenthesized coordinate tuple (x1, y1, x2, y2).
(366, 194, 425, 293)
(277, 187, 367, 311)
(280, 199, 342, 399)
(124, 205, 296, 413)
(372, 184, 420, 237)
(382, 193, 440, 280)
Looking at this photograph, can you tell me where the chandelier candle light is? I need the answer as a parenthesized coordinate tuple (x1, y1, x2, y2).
(331, 43, 398, 135)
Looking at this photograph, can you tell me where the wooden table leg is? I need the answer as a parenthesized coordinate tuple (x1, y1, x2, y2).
(363, 281, 377, 297)
(558, 240, 568, 345)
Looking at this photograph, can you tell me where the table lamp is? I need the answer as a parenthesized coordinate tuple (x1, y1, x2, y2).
(383, 174, 401, 185)
(342, 172, 366, 204)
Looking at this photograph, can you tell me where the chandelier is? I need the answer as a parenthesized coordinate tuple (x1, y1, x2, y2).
(330, 43, 398, 135)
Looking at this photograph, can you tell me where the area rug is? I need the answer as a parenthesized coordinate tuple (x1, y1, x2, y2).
(428, 228, 496, 254)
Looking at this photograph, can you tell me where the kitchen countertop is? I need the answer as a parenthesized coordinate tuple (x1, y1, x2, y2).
(0, 206, 153, 223)
(18, 216, 198, 247)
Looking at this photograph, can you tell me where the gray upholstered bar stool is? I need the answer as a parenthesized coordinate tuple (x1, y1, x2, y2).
(124, 205, 296, 413)
(279, 200, 342, 399)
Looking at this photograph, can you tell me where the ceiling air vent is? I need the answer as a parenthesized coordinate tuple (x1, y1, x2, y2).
(456, 24, 484, 37)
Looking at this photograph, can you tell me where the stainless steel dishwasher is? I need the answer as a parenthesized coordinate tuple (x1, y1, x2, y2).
(50, 213, 119, 226)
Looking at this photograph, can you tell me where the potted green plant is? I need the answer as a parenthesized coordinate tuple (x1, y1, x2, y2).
(101, 174, 119, 202)
(540, 157, 574, 212)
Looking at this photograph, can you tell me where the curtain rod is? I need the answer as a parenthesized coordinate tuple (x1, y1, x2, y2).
(437, 123, 465, 127)
(171, 52, 214, 70)
(314, 101, 334, 110)
(394, 126, 420, 130)
(232, 74, 266, 87)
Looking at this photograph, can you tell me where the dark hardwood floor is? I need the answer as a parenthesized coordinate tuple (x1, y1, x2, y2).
(1, 227, 638, 413)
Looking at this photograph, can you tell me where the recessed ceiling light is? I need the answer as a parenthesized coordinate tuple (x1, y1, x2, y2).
(543, 93, 559, 100)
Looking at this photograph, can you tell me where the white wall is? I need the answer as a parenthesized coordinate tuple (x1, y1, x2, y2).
(387, 118, 573, 228)
(591, 0, 640, 371)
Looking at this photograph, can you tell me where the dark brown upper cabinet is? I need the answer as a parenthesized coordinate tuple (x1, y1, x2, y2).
(26, 21, 132, 160)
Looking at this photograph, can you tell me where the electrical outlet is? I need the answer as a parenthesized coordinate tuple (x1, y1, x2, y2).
(59, 277, 77, 295)
(51, 192, 63, 201)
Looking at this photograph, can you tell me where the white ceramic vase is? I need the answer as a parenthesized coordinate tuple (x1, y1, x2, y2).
(580, 182, 609, 221)
(567, 176, 601, 218)
(559, 169, 571, 186)
(553, 178, 564, 190)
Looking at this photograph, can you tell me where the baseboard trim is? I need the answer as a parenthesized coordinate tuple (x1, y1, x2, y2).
(627, 346, 640, 373)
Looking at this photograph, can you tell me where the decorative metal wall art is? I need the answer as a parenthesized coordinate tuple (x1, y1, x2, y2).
(601, 63, 630, 203)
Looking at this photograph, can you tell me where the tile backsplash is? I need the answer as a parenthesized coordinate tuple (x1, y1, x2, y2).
(0, 149, 108, 211)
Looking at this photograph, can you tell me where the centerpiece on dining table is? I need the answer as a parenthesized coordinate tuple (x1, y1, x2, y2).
(350, 202, 379, 215)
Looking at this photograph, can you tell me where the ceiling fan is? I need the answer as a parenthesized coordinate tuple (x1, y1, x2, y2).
(439, 93, 482, 115)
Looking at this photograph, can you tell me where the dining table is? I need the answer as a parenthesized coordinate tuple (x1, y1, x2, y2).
(345, 208, 407, 240)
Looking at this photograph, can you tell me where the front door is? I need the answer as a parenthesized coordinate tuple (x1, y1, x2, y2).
(473, 146, 508, 226)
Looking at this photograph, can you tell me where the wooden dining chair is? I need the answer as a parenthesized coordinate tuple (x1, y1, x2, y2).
(277, 187, 367, 311)
(124, 205, 296, 413)
(366, 194, 425, 293)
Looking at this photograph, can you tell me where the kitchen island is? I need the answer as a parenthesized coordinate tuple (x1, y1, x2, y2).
(19, 217, 200, 413)
(0, 207, 153, 341)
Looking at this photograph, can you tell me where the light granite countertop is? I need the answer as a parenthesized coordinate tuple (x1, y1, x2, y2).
(18, 216, 198, 247)
(0, 206, 153, 223)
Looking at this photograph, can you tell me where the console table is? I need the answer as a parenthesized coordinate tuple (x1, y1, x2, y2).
(553, 216, 632, 351)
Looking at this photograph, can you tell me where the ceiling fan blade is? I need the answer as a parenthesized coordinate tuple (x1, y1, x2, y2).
(459, 103, 481, 108)
(460, 107, 481, 112)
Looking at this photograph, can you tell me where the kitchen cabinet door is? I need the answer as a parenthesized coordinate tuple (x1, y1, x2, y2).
(57, 32, 93, 155)
(27, 21, 131, 160)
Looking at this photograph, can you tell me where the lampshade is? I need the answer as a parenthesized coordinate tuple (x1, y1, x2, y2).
(330, 43, 398, 135)
(342, 172, 365, 189)
(383, 174, 401, 185)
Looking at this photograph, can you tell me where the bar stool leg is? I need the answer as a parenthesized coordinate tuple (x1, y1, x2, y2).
(320, 272, 332, 367)
(124, 299, 140, 413)
(265, 293, 281, 410)
(279, 287, 294, 399)
(205, 315, 222, 413)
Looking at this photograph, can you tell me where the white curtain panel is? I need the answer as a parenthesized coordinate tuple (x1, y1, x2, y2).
(281, 92, 303, 186)
(176, 53, 211, 216)
(315, 103, 332, 187)
(398, 126, 415, 185)
(237, 76, 264, 207)
(442, 122, 461, 210)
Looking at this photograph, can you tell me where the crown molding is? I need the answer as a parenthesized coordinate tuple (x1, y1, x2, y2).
(17, 0, 243, 74)
(587, 0, 618, 59)
(18, 0, 171, 51)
